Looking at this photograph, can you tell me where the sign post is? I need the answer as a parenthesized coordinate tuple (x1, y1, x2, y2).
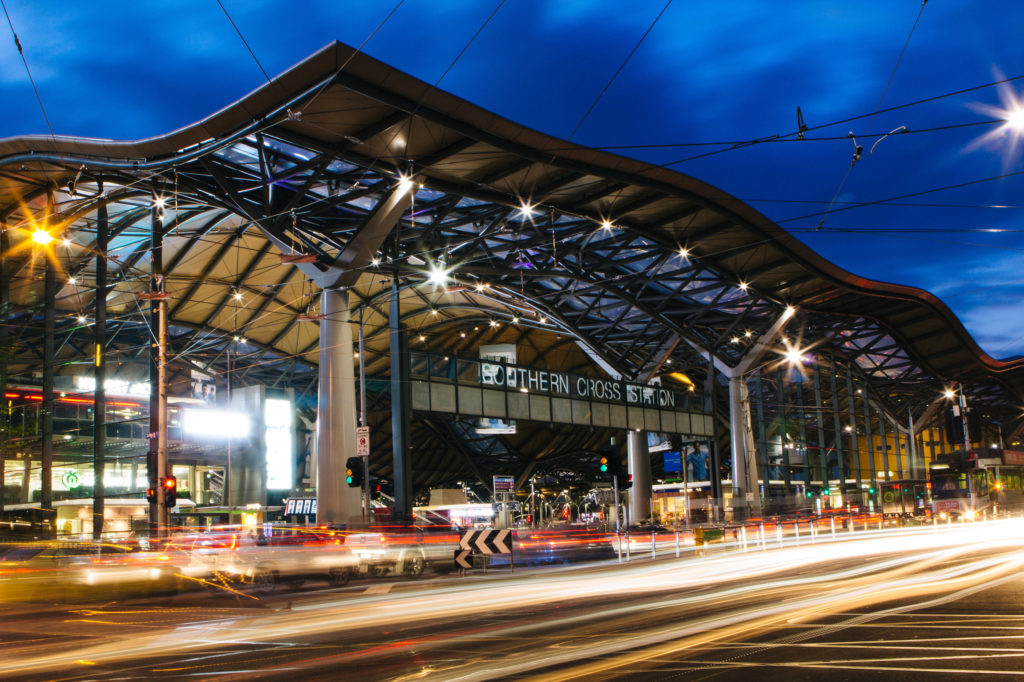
(356, 425, 370, 524)
(493, 475, 515, 530)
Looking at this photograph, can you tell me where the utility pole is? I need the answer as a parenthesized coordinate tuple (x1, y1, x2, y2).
(147, 197, 169, 536)
(93, 202, 107, 540)
(958, 388, 970, 454)
(226, 348, 232, 522)
(156, 275, 168, 533)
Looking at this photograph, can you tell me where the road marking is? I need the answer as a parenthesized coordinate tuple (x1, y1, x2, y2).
(364, 584, 393, 595)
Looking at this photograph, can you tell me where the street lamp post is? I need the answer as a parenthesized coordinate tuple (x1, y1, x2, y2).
(944, 385, 972, 453)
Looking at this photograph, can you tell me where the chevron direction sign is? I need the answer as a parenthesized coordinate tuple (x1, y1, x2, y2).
(460, 529, 512, 555)
(454, 549, 473, 569)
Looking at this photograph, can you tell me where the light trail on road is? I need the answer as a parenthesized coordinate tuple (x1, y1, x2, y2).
(2, 519, 1023, 680)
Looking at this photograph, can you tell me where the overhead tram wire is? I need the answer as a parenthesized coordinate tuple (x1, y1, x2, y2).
(379, 0, 506, 177)
(818, 0, 929, 230)
(566, 0, 673, 143)
(777, 166, 1024, 226)
(0, 0, 55, 141)
(215, 0, 274, 87)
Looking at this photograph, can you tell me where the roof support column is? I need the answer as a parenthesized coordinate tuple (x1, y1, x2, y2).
(315, 288, 362, 526)
(627, 429, 650, 525)
(726, 375, 759, 520)
(390, 275, 413, 523)
(708, 308, 794, 520)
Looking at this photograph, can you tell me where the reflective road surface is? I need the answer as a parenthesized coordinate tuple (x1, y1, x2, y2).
(3, 519, 1024, 680)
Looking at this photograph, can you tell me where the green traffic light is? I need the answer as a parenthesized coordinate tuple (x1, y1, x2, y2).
(600, 464, 608, 472)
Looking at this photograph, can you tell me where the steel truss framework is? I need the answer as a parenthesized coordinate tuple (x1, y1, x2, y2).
(0, 42, 1022, 496)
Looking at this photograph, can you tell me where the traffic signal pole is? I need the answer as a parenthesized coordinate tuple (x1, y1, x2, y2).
(612, 474, 621, 534)
(358, 307, 369, 526)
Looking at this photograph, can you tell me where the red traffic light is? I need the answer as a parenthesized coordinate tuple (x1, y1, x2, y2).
(162, 476, 177, 490)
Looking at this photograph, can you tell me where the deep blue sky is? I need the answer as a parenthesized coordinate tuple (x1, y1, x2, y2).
(3, 1, 1024, 358)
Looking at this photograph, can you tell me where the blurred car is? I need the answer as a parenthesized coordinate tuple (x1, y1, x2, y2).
(347, 525, 460, 577)
(0, 541, 168, 602)
(215, 526, 357, 591)
(506, 529, 616, 566)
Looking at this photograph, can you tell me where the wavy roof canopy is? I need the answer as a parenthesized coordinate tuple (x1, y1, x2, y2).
(1, 41, 1022, 484)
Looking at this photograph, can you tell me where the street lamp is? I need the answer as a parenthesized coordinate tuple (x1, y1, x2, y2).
(944, 384, 972, 454)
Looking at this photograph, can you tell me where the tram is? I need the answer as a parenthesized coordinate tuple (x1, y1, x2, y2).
(879, 479, 930, 517)
(928, 449, 1024, 519)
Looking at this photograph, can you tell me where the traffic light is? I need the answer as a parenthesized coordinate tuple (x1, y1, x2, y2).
(146, 487, 157, 504)
(622, 473, 633, 489)
(161, 476, 177, 508)
(345, 457, 363, 488)
(599, 456, 610, 473)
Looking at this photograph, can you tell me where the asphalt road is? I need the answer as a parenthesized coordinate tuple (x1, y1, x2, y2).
(2, 520, 1024, 681)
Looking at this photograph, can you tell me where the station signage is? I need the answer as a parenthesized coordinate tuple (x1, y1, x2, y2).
(480, 362, 684, 409)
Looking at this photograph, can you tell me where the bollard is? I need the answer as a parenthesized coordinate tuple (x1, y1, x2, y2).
(616, 532, 622, 563)
(810, 520, 816, 543)
(741, 525, 747, 552)
(831, 517, 836, 539)
(794, 521, 800, 545)
(878, 517, 883, 531)
(759, 523, 766, 550)
(675, 529, 680, 558)
(651, 531, 656, 560)
(776, 523, 783, 545)
(625, 532, 631, 561)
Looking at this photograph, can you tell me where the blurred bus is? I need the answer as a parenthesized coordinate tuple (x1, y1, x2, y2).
(929, 449, 1024, 519)
(879, 479, 930, 517)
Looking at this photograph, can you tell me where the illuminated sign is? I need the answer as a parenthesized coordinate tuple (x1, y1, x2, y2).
(480, 362, 682, 408)
(265, 398, 293, 489)
(284, 498, 317, 515)
(183, 408, 251, 439)
(74, 376, 150, 397)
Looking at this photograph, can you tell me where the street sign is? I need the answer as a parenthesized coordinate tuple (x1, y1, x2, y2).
(460, 529, 512, 555)
(454, 549, 473, 569)
(355, 426, 370, 456)
(493, 475, 514, 493)
(284, 497, 317, 515)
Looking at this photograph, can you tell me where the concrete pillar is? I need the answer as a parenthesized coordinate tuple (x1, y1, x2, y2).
(315, 288, 361, 526)
(627, 430, 650, 525)
(727, 375, 760, 518)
